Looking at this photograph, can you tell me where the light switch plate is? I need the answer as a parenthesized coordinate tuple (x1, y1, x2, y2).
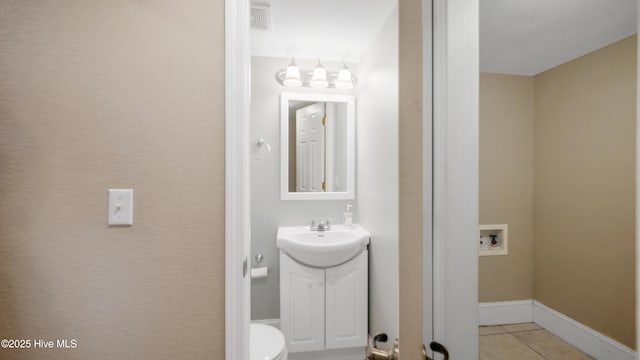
(108, 189, 133, 225)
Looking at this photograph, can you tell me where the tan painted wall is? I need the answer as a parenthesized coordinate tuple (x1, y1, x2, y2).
(479, 73, 535, 302)
(534, 35, 637, 348)
(0, 1, 225, 359)
(399, 0, 423, 357)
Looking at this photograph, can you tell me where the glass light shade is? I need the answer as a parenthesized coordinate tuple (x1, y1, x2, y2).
(335, 68, 354, 89)
(310, 64, 329, 88)
(283, 64, 302, 87)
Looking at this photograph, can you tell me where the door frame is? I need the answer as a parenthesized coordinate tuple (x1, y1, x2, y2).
(428, 0, 479, 358)
(225, 0, 251, 359)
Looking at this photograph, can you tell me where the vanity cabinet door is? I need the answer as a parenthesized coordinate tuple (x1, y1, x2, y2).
(325, 250, 368, 349)
(280, 252, 325, 353)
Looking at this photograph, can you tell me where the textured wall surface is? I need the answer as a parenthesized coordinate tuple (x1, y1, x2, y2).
(356, 7, 399, 344)
(0, 1, 225, 358)
(534, 35, 636, 348)
(398, 0, 423, 357)
(479, 73, 535, 302)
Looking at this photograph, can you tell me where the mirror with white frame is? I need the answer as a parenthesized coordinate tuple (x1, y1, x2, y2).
(280, 92, 355, 200)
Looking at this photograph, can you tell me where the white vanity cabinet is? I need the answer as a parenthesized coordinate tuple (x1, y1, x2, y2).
(280, 250, 368, 355)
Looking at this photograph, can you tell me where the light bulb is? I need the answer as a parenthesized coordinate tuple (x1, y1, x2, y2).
(283, 57, 302, 87)
(335, 62, 354, 89)
(310, 60, 329, 88)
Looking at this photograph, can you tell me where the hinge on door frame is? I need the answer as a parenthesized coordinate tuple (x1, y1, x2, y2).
(322, 116, 326, 126)
(242, 257, 248, 277)
(322, 181, 326, 191)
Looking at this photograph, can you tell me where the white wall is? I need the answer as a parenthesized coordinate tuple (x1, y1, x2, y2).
(356, 7, 400, 342)
(250, 56, 356, 320)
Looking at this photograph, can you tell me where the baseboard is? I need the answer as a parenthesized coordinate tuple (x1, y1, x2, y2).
(479, 300, 533, 325)
(480, 300, 637, 359)
(251, 318, 281, 329)
(533, 301, 636, 360)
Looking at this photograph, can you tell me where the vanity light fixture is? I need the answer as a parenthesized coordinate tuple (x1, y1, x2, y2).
(276, 57, 357, 89)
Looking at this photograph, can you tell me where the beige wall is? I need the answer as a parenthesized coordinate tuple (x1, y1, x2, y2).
(534, 35, 637, 348)
(480, 36, 636, 348)
(0, 1, 225, 359)
(479, 74, 535, 302)
(399, 0, 423, 357)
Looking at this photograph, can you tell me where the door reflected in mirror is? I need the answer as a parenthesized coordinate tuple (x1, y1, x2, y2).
(280, 93, 355, 200)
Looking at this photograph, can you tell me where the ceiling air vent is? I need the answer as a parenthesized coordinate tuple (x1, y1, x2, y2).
(251, 4, 272, 31)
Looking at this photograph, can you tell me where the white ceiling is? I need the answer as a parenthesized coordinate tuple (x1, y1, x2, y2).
(253, 0, 637, 74)
(251, 0, 397, 62)
(481, 0, 637, 75)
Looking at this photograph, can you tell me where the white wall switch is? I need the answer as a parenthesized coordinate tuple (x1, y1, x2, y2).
(108, 189, 133, 225)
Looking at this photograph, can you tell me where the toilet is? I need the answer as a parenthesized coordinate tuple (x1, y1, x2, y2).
(250, 323, 288, 360)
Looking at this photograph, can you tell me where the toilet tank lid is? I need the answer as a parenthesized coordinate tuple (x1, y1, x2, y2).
(250, 323, 285, 360)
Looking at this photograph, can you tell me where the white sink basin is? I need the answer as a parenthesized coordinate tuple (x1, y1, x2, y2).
(277, 224, 370, 267)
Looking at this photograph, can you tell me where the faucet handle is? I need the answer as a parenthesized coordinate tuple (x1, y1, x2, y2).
(311, 220, 315, 226)
(326, 218, 331, 226)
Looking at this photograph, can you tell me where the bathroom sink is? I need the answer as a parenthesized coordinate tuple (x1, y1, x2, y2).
(277, 224, 370, 267)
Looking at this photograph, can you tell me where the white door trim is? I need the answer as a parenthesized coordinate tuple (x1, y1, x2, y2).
(431, 0, 479, 358)
(422, 0, 434, 354)
(225, 0, 251, 359)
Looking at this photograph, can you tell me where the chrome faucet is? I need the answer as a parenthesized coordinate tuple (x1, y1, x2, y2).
(310, 219, 331, 231)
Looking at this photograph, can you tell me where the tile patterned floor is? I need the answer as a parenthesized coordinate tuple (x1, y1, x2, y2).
(479, 323, 593, 360)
